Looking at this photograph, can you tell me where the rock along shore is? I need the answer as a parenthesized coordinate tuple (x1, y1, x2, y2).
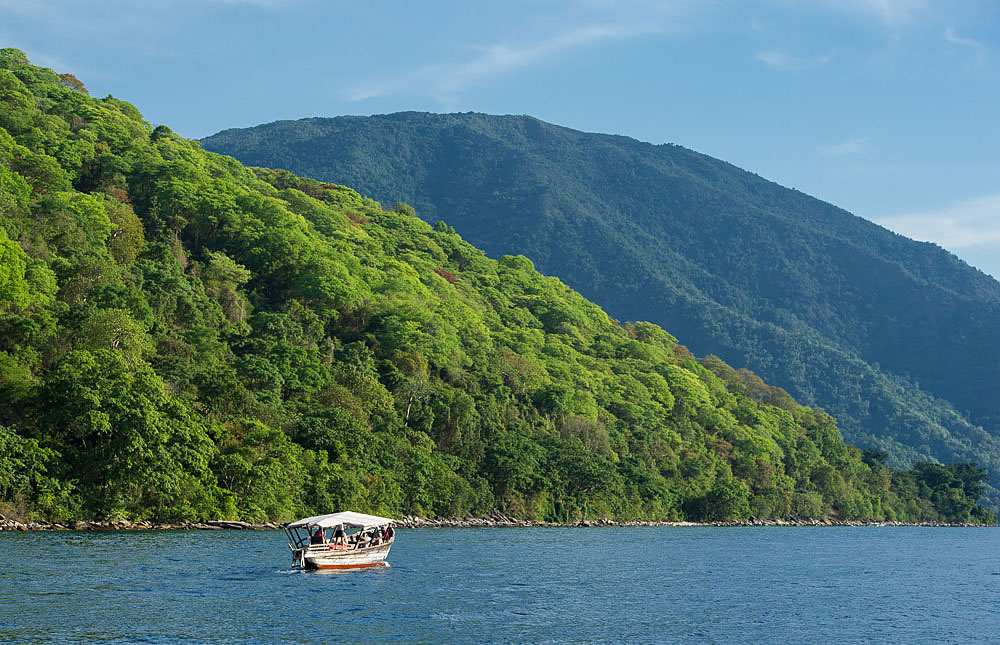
(0, 510, 993, 531)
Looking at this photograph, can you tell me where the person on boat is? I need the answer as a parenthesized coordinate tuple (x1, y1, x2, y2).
(332, 523, 346, 545)
(385, 525, 394, 541)
(311, 527, 325, 545)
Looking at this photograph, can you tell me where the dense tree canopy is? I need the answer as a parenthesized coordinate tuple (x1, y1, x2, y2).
(0, 49, 993, 525)
(202, 111, 1000, 509)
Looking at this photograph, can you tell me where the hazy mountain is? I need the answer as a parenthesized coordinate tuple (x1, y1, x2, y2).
(203, 112, 1000, 505)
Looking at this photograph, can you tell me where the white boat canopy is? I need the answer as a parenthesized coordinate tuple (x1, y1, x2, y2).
(286, 511, 395, 530)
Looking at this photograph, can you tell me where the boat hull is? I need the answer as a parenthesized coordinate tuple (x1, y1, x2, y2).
(303, 541, 393, 569)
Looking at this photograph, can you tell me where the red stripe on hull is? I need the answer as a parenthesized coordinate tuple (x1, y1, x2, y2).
(307, 561, 386, 570)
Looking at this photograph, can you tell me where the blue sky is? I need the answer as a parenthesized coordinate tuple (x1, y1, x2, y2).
(3, 0, 998, 277)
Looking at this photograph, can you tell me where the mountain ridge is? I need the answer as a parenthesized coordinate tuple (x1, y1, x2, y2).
(202, 111, 1000, 506)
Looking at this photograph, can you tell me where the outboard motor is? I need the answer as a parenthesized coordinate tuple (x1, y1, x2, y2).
(292, 548, 305, 568)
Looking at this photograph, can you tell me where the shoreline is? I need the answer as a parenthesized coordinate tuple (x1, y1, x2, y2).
(396, 514, 996, 528)
(0, 514, 994, 531)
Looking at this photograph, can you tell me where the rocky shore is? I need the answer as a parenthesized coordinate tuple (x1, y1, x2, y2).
(0, 516, 280, 531)
(396, 515, 994, 528)
(1, 510, 992, 531)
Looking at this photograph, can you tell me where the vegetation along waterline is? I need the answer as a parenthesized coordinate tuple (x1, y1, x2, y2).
(1, 515, 994, 531)
(0, 48, 994, 527)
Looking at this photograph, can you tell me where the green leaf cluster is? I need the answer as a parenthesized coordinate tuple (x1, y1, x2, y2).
(0, 50, 992, 525)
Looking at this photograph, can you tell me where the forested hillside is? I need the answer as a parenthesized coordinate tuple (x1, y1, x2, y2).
(202, 111, 1000, 508)
(0, 49, 993, 525)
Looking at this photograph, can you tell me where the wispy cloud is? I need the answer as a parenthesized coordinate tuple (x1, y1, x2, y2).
(348, 23, 658, 102)
(207, 0, 295, 6)
(876, 194, 1000, 249)
(854, 0, 926, 27)
(20, 49, 77, 74)
(944, 26, 980, 49)
(818, 137, 870, 157)
(756, 50, 833, 71)
(944, 26, 986, 64)
(783, 0, 927, 29)
(0, 0, 50, 17)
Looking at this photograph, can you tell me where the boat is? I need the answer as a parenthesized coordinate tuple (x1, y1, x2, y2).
(284, 511, 396, 570)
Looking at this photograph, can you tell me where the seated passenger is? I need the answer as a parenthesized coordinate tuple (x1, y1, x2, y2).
(310, 527, 325, 545)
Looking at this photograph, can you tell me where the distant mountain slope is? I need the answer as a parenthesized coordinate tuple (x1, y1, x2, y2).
(202, 112, 1000, 505)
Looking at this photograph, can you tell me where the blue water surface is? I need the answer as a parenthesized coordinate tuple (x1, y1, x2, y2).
(1, 526, 999, 643)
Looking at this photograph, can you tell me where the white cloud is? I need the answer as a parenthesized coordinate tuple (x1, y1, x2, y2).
(781, 0, 927, 29)
(944, 26, 986, 64)
(854, 0, 926, 27)
(818, 137, 869, 157)
(0, 0, 55, 19)
(876, 194, 1000, 249)
(19, 49, 77, 74)
(0, 0, 45, 13)
(756, 50, 833, 71)
(207, 0, 294, 6)
(944, 26, 980, 49)
(349, 23, 659, 102)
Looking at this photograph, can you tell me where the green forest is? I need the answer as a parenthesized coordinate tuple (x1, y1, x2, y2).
(0, 49, 994, 526)
(202, 112, 1000, 509)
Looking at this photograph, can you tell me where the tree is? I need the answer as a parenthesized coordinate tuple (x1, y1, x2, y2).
(77, 308, 154, 367)
(57, 72, 89, 95)
(199, 250, 251, 324)
(392, 202, 416, 218)
(0, 227, 30, 310)
(36, 349, 214, 519)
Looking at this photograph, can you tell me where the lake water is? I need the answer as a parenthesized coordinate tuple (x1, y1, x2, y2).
(2, 526, 999, 643)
